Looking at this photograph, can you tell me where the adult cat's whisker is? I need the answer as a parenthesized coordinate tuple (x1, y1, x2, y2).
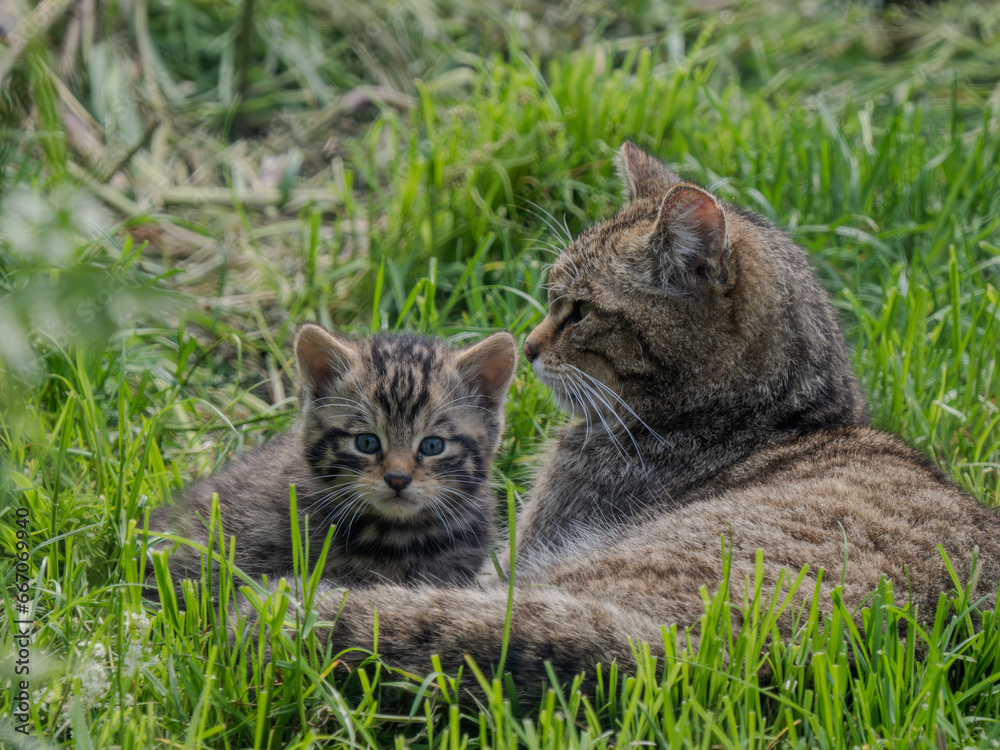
(582, 381, 647, 470)
(561, 375, 596, 451)
(567, 365, 666, 446)
(524, 243, 562, 258)
(530, 237, 565, 252)
(570, 374, 644, 471)
(561, 214, 573, 244)
(558, 372, 593, 449)
(566, 364, 670, 448)
(517, 202, 566, 239)
(573, 376, 595, 447)
(518, 199, 573, 243)
(560, 256, 582, 284)
(547, 292, 571, 310)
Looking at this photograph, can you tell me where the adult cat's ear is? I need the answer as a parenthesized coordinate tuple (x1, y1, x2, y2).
(646, 184, 730, 298)
(294, 324, 359, 402)
(455, 331, 518, 410)
(616, 141, 683, 201)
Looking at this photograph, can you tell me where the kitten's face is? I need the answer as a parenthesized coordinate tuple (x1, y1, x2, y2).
(295, 328, 517, 524)
(524, 143, 766, 422)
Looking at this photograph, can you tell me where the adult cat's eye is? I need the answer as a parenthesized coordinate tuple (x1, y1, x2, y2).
(566, 300, 592, 324)
(419, 436, 445, 456)
(355, 433, 381, 454)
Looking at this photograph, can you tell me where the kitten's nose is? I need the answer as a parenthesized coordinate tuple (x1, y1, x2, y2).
(384, 472, 412, 493)
(523, 339, 538, 363)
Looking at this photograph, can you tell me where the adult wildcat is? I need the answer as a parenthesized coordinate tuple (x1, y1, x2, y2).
(150, 324, 517, 588)
(255, 143, 1000, 698)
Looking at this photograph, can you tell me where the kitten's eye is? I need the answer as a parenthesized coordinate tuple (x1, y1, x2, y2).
(418, 436, 445, 456)
(566, 300, 592, 324)
(355, 434, 381, 454)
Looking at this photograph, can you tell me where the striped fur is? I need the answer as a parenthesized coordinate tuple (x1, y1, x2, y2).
(150, 326, 517, 587)
(286, 142, 1000, 701)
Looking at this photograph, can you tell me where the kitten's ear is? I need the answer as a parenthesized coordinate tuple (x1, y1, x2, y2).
(454, 332, 518, 410)
(646, 184, 730, 298)
(294, 324, 359, 402)
(616, 141, 683, 201)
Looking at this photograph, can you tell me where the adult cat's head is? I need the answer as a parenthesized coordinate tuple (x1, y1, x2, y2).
(524, 142, 864, 435)
(294, 325, 517, 522)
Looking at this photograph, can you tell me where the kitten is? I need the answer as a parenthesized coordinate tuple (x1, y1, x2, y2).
(149, 324, 517, 588)
(282, 142, 1000, 700)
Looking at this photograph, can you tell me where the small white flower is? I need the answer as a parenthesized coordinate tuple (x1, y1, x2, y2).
(77, 660, 110, 711)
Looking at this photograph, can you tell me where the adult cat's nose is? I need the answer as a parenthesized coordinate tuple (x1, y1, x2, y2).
(385, 472, 412, 492)
(523, 339, 538, 363)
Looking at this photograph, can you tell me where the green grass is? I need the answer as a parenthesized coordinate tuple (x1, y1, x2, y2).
(2, 0, 1000, 746)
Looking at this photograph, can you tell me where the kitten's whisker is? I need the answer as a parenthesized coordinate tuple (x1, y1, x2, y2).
(340, 494, 373, 546)
(430, 378, 490, 422)
(306, 466, 367, 481)
(299, 485, 359, 510)
(312, 396, 366, 409)
(312, 489, 368, 536)
(438, 497, 493, 529)
(427, 499, 456, 545)
(295, 472, 368, 501)
(434, 393, 492, 415)
(309, 482, 367, 518)
(307, 483, 360, 506)
(435, 405, 491, 417)
(435, 485, 485, 504)
(433, 472, 489, 483)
